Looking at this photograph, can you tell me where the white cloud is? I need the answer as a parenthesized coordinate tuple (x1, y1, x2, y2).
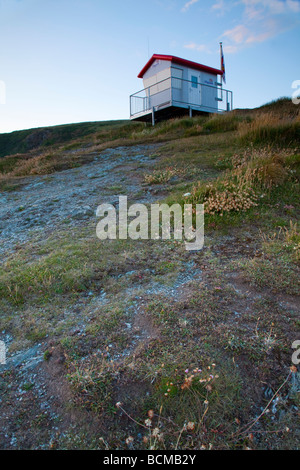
(184, 42, 209, 52)
(223, 44, 239, 53)
(223, 24, 249, 44)
(241, 0, 300, 17)
(261, 0, 285, 14)
(181, 0, 199, 12)
(221, 0, 300, 53)
(241, 0, 264, 20)
(183, 0, 300, 55)
(286, 0, 300, 12)
(211, 0, 228, 16)
(245, 29, 275, 43)
(222, 21, 278, 50)
(212, 0, 225, 10)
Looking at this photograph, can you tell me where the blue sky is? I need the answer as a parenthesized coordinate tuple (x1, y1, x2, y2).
(0, 0, 299, 133)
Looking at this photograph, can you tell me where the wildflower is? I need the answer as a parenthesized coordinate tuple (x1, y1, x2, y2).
(148, 409, 154, 419)
(187, 422, 195, 431)
(204, 400, 209, 406)
(145, 419, 152, 427)
(152, 427, 160, 437)
(116, 402, 122, 408)
(125, 436, 134, 445)
(181, 376, 193, 390)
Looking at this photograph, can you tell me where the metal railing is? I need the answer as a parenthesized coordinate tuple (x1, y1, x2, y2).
(130, 76, 233, 118)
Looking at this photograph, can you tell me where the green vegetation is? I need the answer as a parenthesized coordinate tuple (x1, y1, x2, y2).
(0, 97, 299, 450)
(0, 120, 134, 158)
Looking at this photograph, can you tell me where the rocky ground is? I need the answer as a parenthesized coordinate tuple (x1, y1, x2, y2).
(0, 142, 299, 450)
(0, 143, 208, 449)
(0, 144, 162, 257)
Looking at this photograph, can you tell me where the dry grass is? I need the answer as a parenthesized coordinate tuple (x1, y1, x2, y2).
(144, 165, 199, 185)
(0, 97, 300, 450)
(260, 220, 300, 262)
(0, 98, 298, 183)
(237, 111, 300, 147)
(184, 147, 298, 216)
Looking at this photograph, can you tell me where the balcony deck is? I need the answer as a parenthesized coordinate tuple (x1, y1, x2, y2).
(130, 77, 233, 123)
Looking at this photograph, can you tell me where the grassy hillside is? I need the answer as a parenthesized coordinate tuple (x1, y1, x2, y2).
(0, 120, 136, 158)
(0, 97, 299, 183)
(0, 97, 299, 450)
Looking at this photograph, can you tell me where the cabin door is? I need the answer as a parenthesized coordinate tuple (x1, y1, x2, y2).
(188, 72, 201, 107)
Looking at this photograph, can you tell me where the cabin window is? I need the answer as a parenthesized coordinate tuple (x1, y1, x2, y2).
(191, 76, 198, 88)
(172, 67, 183, 89)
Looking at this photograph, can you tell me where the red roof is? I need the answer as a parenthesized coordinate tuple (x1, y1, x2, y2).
(138, 54, 223, 78)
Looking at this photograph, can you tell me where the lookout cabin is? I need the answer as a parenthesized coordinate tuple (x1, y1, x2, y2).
(130, 54, 233, 124)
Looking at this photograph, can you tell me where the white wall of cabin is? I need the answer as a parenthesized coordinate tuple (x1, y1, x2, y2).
(141, 59, 220, 112)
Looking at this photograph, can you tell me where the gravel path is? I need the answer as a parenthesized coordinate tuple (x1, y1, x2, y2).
(0, 144, 161, 257)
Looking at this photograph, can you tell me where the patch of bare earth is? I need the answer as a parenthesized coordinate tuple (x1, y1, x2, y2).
(0, 143, 299, 450)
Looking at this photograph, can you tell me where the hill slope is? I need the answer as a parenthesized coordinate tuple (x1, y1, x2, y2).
(0, 120, 134, 158)
(0, 97, 299, 450)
